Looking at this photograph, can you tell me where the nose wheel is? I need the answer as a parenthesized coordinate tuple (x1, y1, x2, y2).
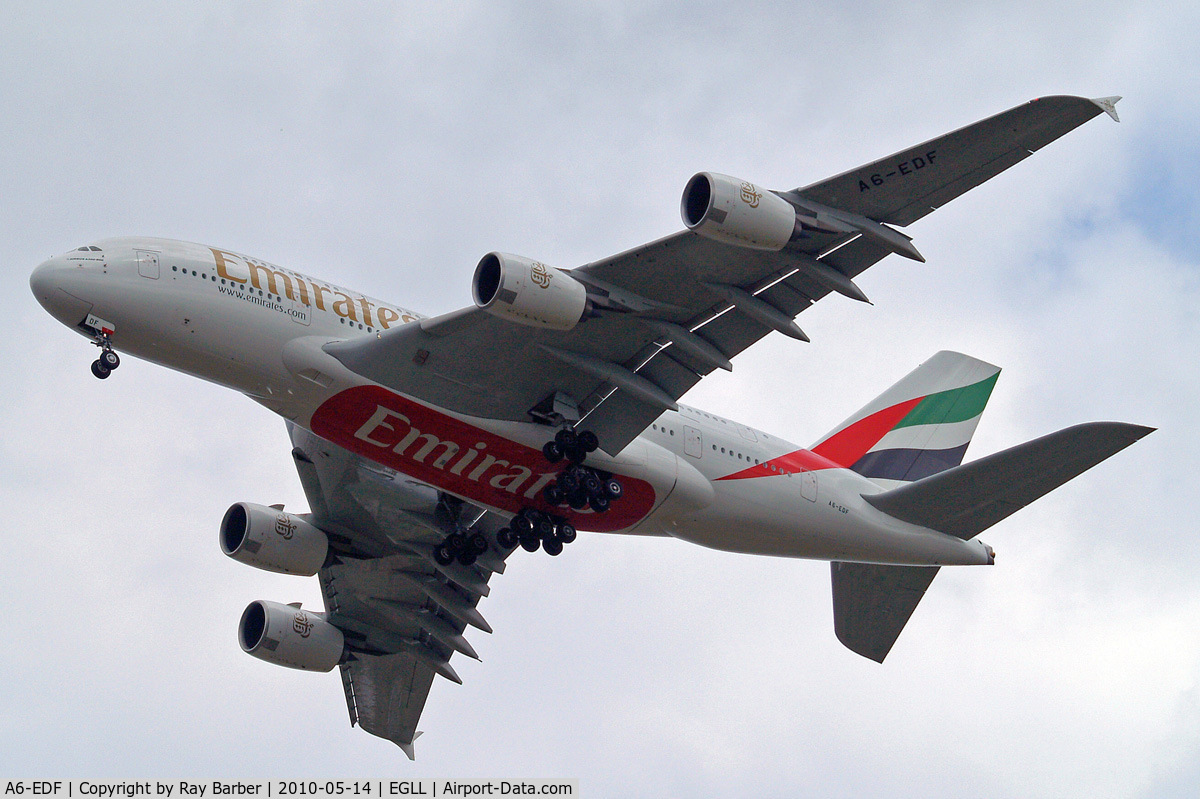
(90, 335, 120, 380)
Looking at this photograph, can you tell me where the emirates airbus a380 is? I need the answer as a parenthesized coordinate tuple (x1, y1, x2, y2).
(30, 95, 1149, 757)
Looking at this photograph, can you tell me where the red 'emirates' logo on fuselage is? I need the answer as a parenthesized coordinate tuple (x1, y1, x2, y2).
(310, 385, 657, 532)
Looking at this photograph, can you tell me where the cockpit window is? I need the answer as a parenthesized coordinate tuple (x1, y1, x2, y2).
(89, 246, 103, 252)
(75, 246, 103, 252)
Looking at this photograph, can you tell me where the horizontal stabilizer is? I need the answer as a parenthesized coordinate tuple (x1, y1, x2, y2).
(863, 422, 1154, 539)
(831, 562, 940, 663)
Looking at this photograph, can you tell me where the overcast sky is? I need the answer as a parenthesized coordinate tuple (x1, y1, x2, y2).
(3, 2, 1198, 796)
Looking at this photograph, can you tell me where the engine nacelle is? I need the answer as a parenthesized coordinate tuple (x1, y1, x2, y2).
(681, 172, 798, 251)
(220, 502, 329, 576)
(472, 252, 588, 331)
(238, 600, 344, 672)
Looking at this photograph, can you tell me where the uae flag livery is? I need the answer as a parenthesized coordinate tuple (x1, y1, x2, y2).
(810, 352, 1001, 485)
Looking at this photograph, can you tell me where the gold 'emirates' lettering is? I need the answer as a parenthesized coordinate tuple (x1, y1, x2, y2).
(209, 247, 417, 329)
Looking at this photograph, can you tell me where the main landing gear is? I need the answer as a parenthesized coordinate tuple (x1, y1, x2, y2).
(495, 508, 578, 557)
(539, 427, 623, 514)
(493, 428, 622, 558)
(433, 530, 490, 567)
(431, 427, 625, 566)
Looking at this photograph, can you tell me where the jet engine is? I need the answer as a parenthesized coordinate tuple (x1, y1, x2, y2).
(220, 502, 329, 576)
(681, 172, 800, 251)
(472, 252, 589, 330)
(238, 600, 345, 672)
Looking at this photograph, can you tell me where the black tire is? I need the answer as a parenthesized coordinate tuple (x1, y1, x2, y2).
(446, 532, 467, 553)
(604, 479, 623, 500)
(568, 490, 589, 510)
(519, 533, 541, 552)
(565, 445, 586, 464)
(496, 527, 518, 549)
(542, 441, 564, 463)
(544, 484, 564, 506)
(512, 515, 533, 534)
(434, 543, 455, 565)
(557, 523, 577, 544)
(589, 494, 610, 513)
(581, 472, 602, 495)
(557, 469, 580, 494)
(536, 516, 556, 539)
(99, 350, 120, 370)
(469, 532, 488, 554)
(91, 360, 110, 379)
(555, 428, 578, 449)
(578, 430, 599, 452)
(457, 549, 478, 566)
(542, 537, 564, 556)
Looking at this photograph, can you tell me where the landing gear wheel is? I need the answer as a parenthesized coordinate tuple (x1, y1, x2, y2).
(554, 428, 578, 450)
(91, 360, 111, 379)
(497, 527, 518, 549)
(578, 430, 599, 453)
(542, 441, 564, 463)
(535, 515, 556, 539)
(469, 532, 488, 555)
(557, 523, 577, 544)
(434, 542, 455, 565)
(446, 532, 466, 553)
(544, 484, 565, 506)
(589, 494, 610, 513)
(542, 536, 564, 556)
(519, 533, 541, 552)
(99, 349, 120, 371)
(604, 478, 623, 500)
(557, 469, 581, 494)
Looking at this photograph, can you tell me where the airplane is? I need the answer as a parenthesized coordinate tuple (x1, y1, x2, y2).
(29, 95, 1150, 758)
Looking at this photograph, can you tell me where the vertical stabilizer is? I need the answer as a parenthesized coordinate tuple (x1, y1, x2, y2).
(811, 351, 999, 486)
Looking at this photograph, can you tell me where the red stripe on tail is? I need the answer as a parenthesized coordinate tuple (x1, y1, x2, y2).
(810, 397, 923, 468)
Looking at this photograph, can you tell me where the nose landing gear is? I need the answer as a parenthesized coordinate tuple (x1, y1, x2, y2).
(90, 332, 120, 380)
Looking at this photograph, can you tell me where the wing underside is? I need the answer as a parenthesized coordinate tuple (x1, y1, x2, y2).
(326, 96, 1116, 455)
(289, 423, 511, 757)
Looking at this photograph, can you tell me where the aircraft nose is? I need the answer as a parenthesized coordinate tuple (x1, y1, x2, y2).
(29, 257, 58, 302)
(30, 256, 92, 325)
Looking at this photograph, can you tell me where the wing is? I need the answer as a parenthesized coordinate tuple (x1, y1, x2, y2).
(288, 422, 509, 758)
(326, 96, 1118, 454)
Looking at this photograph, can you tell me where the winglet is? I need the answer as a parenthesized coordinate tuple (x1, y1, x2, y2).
(1091, 96, 1121, 122)
(398, 730, 423, 761)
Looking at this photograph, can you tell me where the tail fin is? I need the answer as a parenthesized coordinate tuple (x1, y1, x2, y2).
(811, 351, 1000, 485)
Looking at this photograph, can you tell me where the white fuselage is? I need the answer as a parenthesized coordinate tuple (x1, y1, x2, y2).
(30, 237, 993, 567)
